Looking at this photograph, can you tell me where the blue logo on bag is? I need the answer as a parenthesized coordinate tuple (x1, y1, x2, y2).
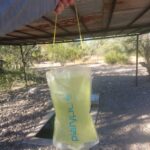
(65, 94, 79, 141)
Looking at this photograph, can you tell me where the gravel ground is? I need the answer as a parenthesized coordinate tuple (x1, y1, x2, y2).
(0, 64, 150, 150)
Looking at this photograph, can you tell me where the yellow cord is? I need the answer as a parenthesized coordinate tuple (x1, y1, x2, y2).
(53, 4, 83, 48)
(74, 3, 83, 48)
(53, 14, 58, 45)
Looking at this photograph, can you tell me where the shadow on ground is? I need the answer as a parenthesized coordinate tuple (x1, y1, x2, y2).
(0, 84, 53, 150)
(92, 75, 150, 150)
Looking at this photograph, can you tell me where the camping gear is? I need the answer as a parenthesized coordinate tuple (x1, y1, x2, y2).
(46, 66, 98, 150)
(46, 3, 98, 149)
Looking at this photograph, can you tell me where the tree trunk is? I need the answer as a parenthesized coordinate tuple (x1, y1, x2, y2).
(20, 45, 28, 87)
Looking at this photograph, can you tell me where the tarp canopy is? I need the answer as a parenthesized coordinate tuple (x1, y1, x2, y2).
(0, 0, 58, 36)
(0, 0, 150, 45)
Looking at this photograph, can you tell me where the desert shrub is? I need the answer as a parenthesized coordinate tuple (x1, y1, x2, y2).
(0, 70, 45, 92)
(0, 71, 21, 92)
(105, 51, 129, 64)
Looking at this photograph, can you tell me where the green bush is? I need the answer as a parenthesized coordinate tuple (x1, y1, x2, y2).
(105, 51, 129, 64)
(0, 71, 21, 92)
(0, 70, 46, 92)
(45, 43, 86, 65)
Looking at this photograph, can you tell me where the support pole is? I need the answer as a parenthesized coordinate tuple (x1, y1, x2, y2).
(20, 45, 28, 87)
(136, 35, 139, 87)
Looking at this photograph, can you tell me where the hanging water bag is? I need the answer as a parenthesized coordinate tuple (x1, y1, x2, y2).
(46, 66, 98, 150)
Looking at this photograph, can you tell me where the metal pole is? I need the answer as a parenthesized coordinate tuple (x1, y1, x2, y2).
(136, 35, 139, 87)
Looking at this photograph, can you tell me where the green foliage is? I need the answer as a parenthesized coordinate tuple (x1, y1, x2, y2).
(121, 37, 136, 55)
(26, 71, 46, 84)
(105, 51, 129, 64)
(86, 37, 136, 56)
(0, 45, 41, 70)
(0, 70, 45, 92)
(44, 43, 86, 65)
(0, 71, 22, 92)
(0, 36, 143, 91)
(139, 34, 150, 76)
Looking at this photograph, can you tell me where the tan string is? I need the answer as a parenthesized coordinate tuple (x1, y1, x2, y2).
(53, 4, 83, 48)
(53, 14, 58, 45)
(74, 3, 83, 48)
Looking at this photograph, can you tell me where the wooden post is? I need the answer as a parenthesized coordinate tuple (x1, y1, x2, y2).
(136, 35, 139, 87)
(20, 45, 28, 87)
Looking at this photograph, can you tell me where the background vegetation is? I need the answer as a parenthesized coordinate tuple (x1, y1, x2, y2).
(0, 34, 150, 92)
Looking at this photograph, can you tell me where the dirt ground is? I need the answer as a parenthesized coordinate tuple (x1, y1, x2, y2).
(0, 63, 150, 150)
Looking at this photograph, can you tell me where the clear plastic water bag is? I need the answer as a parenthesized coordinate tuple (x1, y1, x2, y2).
(46, 66, 98, 150)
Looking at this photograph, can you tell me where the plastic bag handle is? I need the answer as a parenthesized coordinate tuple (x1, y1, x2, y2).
(53, 3, 83, 48)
